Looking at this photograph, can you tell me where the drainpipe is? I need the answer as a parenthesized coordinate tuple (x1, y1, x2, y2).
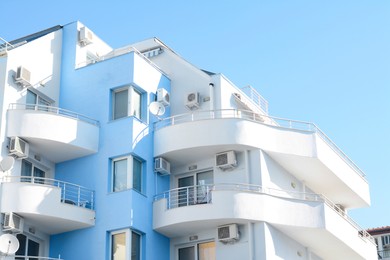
(245, 150, 250, 183)
(248, 222, 254, 260)
(209, 83, 214, 111)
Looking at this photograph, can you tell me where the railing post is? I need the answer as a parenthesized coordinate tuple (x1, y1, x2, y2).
(186, 187, 189, 206)
(78, 186, 81, 206)
(62, 183, 66, 202)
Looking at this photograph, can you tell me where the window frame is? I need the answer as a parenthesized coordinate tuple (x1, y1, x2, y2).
(177, 241, 216, 260)
(26, 89, 52, 110)
(112, 86, 145, 121)
(109, 229, 142, 260)
(15, 233, 42, 260)
(21, 159, 46, 184)
(111, 155, 145, 193)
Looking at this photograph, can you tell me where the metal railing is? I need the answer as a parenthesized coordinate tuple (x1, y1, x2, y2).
(154, 109, 366, 180)
(12, 256, 63, 260)
(154, 183, 375, 244)
(0, 37, 15, 54)
(8, 103, 100, 126)
(378, 249, 390, 259)
(240, 85, 269, 114)
(2, 176, 95, 210)
(77, 45, 167, 77)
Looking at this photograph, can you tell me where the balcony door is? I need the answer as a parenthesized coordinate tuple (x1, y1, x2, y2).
(177, 170, 213, 207)
(178, 176, 194, 207)
(21, 159, 45, 184)
(178, 241, 216, 260)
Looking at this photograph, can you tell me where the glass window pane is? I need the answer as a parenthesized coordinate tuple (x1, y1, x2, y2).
(113, 159, 128, 192)
(198, 242, 216, 260)
(131, 232, 141, 260)
(33, 167, 45, 184)
(26, 90, 37, 110)
(178, 176, 194, 207)
(38, 97, 50, 111)
(178, 246, 195, 260)
(197, 170, 213, 203)
(21, 160, 32, 182)
(114, 89, 128, 120)
(27, 239, 40, 260)
(132, 89, 141, 119)
(112, 232, 126, 260)
(132, 158, 142, 193)
(15, 234, 27, 257)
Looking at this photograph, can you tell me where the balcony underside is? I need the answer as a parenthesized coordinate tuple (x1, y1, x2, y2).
(7, 108, 99, 163)
(153, 189, 376, 260)
(154, 118, 369, 209)
(0, 182, 95, 234)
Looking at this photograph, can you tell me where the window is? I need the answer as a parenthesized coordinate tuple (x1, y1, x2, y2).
(383, 235, 390, 246)
(112, 156, 144, 193)
(15, 234, 40, 260)
(26, 89, 51, 110)
(21, 159, 45, 184)
(112, 87, 143, 120)
(110, 230, 141, 260)
(178, 241, 215, 260)
(177, 170, 213, 207)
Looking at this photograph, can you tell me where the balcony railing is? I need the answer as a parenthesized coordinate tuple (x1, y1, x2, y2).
(154, 183, 374, 244)
(154, 109, 366, 180)
(240, 85, 269, 114)
(13, 256, 63, 260)
(378, 249, 390, 259)
(8, 103, 100, 126)
(2, 176, 95, 210)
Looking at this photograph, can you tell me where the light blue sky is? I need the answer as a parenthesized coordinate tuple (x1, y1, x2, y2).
(1, 1, 389, 229)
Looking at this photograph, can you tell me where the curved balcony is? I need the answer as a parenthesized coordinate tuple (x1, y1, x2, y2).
(154, 109, 369, 208)
(0, 176, 95, 234)
(153, 184, 376, 260)
(7, 104, 99, 163)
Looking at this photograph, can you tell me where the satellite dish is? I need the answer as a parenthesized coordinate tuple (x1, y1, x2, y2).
(0, 157, 15, 172)
(149, 102, 165, 116)
(0, 234, 19, 255)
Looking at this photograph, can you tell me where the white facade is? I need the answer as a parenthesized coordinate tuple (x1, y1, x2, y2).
(133, 39, 377, 259)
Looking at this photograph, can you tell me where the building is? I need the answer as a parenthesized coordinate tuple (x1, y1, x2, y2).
(0, 21, 377, 260)
(368, 226, 390, 259)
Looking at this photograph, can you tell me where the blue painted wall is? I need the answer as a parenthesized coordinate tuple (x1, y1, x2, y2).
(50, 22, 170, 260)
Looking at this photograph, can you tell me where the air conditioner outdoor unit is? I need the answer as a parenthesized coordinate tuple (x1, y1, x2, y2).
(215, 151, 237, 170)
(157, 88, 170, 107)
(154, 157, 170, 176)
(79, 27, 94, 45)
(185, 92, 200, 110)
(14, 66, 31, 87)
(3, 212, 24, 233)
(9, 137, 29, 158)
(218, 224, 239, 242)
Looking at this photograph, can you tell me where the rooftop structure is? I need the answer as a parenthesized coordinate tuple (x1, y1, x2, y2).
(0, 21, 376, 260)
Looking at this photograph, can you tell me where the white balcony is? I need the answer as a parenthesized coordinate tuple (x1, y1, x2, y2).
(154, 109, 370, 209)
(7, 104, 99, 163)
(153, 184, 377, 260)
(0, 176, 95, 234)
